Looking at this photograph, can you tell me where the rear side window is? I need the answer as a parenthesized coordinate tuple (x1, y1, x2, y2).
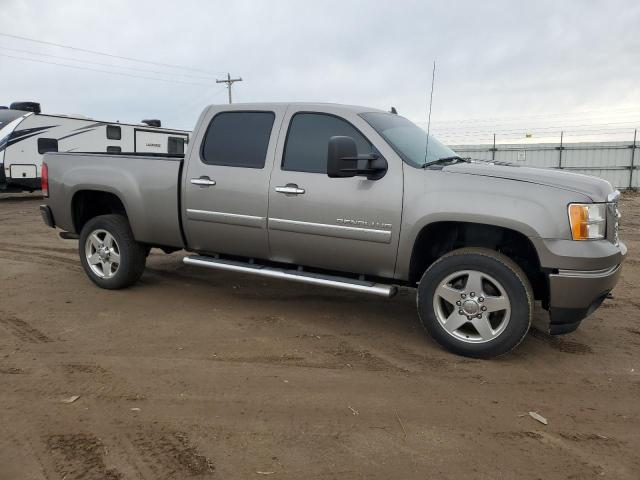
(201, 112, 275, 168)
(38, 137, 58, 154)
(106, 146, 121, 153)
(106, 125, 121, 140)
(282, 113, 373, 173)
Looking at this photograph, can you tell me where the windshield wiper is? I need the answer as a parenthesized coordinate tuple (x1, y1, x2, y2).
(422, 155, 468, 168)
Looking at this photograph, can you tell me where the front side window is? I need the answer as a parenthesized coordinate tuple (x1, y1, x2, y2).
(283, 113, 373, 173)
(106, 125, 121, 140)
(201, 112, 274, 168)
(360, 112, 455, 168)
(38, 137, 58, 154)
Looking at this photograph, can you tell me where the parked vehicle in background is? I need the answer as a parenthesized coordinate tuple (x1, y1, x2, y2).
(0, 101, 189, 192)
(39, 103, 626, 358)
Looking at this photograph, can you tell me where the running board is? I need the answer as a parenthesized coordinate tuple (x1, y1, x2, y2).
(183, 255, 397, 298)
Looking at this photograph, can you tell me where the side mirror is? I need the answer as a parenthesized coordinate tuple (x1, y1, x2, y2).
(327, 136, 387, 180)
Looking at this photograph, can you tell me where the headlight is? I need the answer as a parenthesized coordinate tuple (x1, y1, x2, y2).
(568, 203, 606, 240)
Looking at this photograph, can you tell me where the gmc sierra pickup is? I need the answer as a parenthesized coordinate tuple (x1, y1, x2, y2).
(40, 103, 626, 358)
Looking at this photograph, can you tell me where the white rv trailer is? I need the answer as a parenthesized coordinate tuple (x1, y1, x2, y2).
(0, 102, 190, 192)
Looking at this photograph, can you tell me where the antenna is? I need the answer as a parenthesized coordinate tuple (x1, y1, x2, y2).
(424, 60, 436, 163)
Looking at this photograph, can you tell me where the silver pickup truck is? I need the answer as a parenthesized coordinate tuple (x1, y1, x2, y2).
(40, 103, 626, 358)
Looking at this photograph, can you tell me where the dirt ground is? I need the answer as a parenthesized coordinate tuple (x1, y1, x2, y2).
(0, 192, 638, 480)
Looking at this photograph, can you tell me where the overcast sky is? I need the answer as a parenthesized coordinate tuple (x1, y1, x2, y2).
(1, 0, 639, 143)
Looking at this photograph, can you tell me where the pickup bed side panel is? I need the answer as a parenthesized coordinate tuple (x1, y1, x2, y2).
(45, 153, 184, 248)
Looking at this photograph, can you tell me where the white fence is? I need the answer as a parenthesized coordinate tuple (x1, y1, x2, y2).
(450, 139, 639, 190)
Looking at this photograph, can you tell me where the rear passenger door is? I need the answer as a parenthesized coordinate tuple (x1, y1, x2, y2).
(267, 107, 403, 278)
(182, 106, 285, 259)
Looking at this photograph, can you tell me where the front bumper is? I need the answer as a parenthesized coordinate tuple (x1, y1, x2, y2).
(547, 241, 626, 334)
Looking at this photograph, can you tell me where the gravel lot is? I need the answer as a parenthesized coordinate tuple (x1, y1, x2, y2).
(0, 192, 638, 479)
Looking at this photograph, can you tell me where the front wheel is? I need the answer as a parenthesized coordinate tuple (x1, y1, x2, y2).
(79, 214, 146, 290)
(417, 247, 533, 358)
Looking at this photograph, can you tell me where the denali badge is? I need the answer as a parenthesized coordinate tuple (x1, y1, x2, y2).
(336, 218, 392, 230)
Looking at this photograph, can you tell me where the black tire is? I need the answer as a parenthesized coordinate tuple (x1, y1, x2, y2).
(417, 247, 533, 358)
(79, 214, 146, 290)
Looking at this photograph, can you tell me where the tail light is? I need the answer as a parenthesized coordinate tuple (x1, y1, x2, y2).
(41, 162, 49, 197)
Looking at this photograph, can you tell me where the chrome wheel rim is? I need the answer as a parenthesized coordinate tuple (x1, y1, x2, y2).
(432, 270, 511, 344)
(85, 229, 120, 279)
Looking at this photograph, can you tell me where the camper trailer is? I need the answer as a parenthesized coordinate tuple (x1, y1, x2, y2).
(0, 102, 190, 192)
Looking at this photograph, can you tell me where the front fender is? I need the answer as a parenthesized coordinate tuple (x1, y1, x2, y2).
(395, 168, 591, 280)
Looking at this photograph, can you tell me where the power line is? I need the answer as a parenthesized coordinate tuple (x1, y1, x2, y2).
(0, 53, 213, 87)
(173, 86, 229, 116)
(429, 116, 640, 130)
(0, 45, 217, 81)
(429, 121, 640, 137)
(422, 106, 640, 126)
(0, 31, 224, 75)
(216, 73, 243, 104)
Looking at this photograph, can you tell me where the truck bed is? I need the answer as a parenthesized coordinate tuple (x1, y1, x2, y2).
(44, 152, 185, 248)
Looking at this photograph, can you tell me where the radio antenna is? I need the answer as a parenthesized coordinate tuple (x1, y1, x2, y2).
(424, 60, 436, 163)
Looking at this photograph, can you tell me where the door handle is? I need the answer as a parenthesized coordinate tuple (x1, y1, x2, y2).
(191, 177, 216, 187)
(275, 184, 305, 195)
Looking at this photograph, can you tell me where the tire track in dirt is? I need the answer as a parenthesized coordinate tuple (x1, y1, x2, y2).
(529, 327, 593, 354)
(0, 366, 24, 374)
(0, 243, 80, 269)
(244, 314, 461, 374)
(58, 362, 146, 402)
(128, 428, 215, 478)
(209, 333, 408, 373)
(45, 433, 123, 480)
(0, 312, 52, 343)
(0, 241, 77, 255)
(492, 429, 630, 477)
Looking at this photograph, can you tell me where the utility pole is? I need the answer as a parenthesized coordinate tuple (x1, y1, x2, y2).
(216, 73, 242, 104)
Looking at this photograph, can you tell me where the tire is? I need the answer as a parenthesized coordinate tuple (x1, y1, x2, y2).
(417, 247, 533, 358)
(79, 214, 146, 290)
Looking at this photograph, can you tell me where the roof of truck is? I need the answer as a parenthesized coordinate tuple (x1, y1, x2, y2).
(205, 102, 389, 114)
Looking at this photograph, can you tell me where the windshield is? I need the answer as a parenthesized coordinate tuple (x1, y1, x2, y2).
(360, 112, 456, 168)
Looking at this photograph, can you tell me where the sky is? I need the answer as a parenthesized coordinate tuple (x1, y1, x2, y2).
(1, 0, 639, 144)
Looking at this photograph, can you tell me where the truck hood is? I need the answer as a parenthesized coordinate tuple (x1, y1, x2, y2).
(443, 162, 613, 201)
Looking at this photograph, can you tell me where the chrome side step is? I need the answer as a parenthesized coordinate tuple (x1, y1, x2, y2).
(183, 255, 397, 298)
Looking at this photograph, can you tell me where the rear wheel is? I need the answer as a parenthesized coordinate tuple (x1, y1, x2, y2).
(417, 247, 533, 358)
(79, 214, 146, 289)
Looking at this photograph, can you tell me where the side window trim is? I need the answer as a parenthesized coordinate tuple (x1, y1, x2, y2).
(281, 111, 374, 174)
(198, 110, 276, 169)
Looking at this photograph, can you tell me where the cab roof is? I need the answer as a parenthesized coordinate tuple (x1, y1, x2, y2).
(205, 102, 389, 115)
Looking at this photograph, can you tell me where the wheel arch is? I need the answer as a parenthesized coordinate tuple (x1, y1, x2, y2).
(71, 189, 129, 234)
(407, 220, 548, 306)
